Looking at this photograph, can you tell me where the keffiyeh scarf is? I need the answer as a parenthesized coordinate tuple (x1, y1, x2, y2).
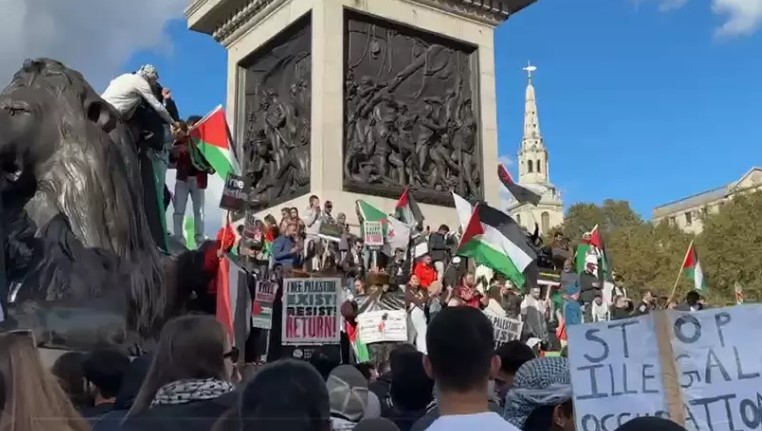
(503, 357, 573, 428)
(151, 378, 235, 407)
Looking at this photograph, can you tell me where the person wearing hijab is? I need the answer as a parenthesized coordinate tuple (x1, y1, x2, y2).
(503, 357, 574, 431)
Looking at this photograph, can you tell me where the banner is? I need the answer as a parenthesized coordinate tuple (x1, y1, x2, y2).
(567, 305, 762, 431)
(356, 310, 408, 344)
(485, 314, 523, 348)
(363, 221, 384, 247)
(251, 281, 277, 329)
(219, 173, 247, 211)
(282, 278, 340, 345)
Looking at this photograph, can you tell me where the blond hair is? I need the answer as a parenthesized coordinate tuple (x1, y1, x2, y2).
(0, 331, 90, 431)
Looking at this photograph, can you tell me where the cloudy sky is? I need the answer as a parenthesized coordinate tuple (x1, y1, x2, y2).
(1, 0, 761, 236)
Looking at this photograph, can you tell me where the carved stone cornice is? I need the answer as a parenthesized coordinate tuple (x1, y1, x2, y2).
(411, 0, 536, 26)
(213, 0, 287, 46)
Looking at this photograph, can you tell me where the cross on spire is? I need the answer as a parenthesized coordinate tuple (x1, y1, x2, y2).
(523, 61, 537, 82)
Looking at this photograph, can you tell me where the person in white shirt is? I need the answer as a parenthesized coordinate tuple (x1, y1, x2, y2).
(101, 64, 177, 127)
(483, 285, 508, 319)
(422, 307, 521, 431)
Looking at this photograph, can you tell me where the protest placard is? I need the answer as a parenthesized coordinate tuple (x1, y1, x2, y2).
(485, 314, 523, 347)
(356, 310, 408, 344)
(568, 305, 762, 431)
(219, 173, 247, 211)
(251, 281, 277, 329)
(670, 305, 762, 431)
(363, 221, 384, 247)
(568, 314, 669, 431)
(282, 278, 340, 345)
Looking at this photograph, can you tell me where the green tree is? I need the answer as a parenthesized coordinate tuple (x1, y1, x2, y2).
(697, 190, 762, 302)
(607, 220, 693, 298)
(560, 199, 642, 240)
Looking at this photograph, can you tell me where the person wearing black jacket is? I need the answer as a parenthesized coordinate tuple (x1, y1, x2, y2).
(428, 225, 454, 279)
(386, 248, 409, 289)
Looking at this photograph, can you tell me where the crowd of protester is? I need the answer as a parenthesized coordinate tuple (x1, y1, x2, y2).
(1, 309, 691, 431)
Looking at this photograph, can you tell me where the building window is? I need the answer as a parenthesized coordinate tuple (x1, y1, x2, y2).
(685, 212, 692, 226)
(669, 216, 676, 226)
(528, 160, 534, 173)
(541, 212, 550, 233)
(516, 214, 522, 226)
(536, 159, 541, 173)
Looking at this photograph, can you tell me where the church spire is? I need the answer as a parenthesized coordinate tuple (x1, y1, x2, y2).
(518, 61, 549, 185)
(521, 61, 543, 148)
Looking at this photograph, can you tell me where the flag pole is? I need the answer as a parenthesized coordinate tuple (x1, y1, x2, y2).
(667, 239, 693, 304)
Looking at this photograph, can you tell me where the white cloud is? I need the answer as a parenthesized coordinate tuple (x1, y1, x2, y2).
(712, 0, 762, 36)
(498, 155, 514, 167)
(0, 0, 187, 89)
(643, 0, 762, 36)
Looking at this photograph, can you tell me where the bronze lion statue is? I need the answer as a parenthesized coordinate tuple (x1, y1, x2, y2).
(0, 59, 211, 351)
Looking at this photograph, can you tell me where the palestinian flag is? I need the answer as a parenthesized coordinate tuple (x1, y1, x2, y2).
(395, 187, 424, 227)
(215, 255, 251, 350)
(190, 105, 239, 180)
(681, 242, 706, 291)
(456, 203, 536, 288)
(575, 225, 610, 280)
(497, 163, 541, 206)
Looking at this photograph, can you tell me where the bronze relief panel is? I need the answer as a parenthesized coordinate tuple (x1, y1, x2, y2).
(343, 10, 482, 205)
(240, 14, 312, 209)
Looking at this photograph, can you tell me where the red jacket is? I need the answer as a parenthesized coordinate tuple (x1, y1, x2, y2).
(413, 262, 438, 288)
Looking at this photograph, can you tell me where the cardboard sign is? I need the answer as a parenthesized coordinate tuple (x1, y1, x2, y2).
(485, 314, 523, 348)
(356, 310, 408, 344)
(363, 221, 384, 247)
(568, 305, 762, 431)
(568, 314, 668, 431)
(219, 173, 247, 211)
(282, 278, 340, 345)
(251, 281, 277, 329)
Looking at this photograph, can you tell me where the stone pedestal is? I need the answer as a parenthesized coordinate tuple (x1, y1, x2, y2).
(186, 0, 535, 229)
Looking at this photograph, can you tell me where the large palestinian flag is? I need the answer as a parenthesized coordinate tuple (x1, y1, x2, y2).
(190, 105, 239, 180)
(456, 203, 536, 288)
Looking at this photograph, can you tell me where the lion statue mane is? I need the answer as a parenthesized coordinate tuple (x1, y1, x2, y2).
(0, 59, 205, 350)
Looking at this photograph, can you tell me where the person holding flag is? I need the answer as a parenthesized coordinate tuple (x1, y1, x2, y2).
(170, 118, 215, 247)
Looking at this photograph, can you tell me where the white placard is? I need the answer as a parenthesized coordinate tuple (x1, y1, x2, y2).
(282, 278, 341, 345)
(357, 310, 408, 344)
(569, 305, 762, 431)
(485, 314, 523, 347)
(670, 305, 762, 431)
(568, 314, 669, 431)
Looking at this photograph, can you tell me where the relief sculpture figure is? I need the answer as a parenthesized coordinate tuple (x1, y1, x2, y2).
(240, 17, 311, 208)
(343, 13, 482, 203)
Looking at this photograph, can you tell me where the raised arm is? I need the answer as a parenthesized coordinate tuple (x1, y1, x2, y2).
(134, 76, 175, 125)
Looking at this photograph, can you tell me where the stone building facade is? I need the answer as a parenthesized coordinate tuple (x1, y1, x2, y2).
(652, 167, 762, 234)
